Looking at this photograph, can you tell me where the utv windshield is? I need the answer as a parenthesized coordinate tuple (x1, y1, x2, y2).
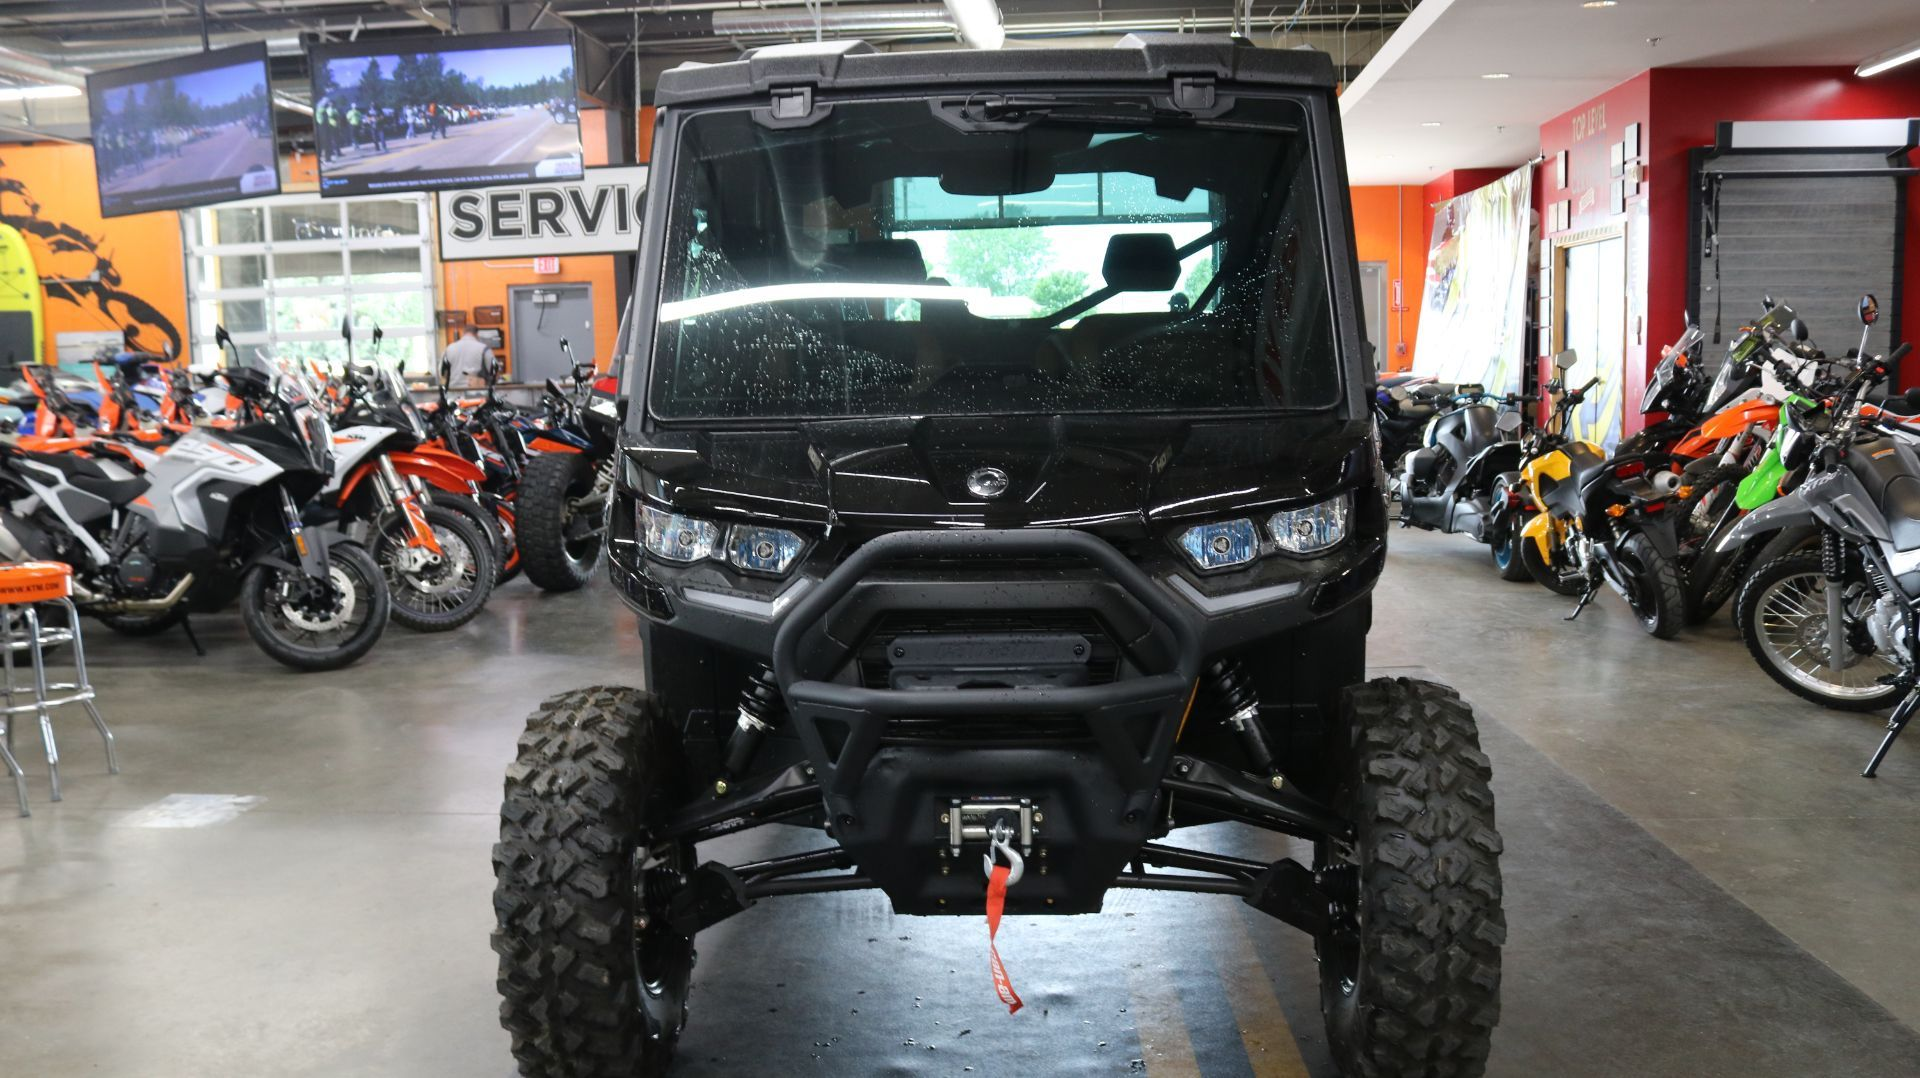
(646, 95, 1340, 420)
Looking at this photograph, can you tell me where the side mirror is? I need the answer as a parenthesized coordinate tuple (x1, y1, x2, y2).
(214, 325, 232, 349)
(572, 361, 595, 383)
(372, 325, 384, 345)
(1762, 295, 1776, 311)
(339, 314, 352, 341)
(1791, 318, 1810, 343)
(1553, 349, 1578, 374)
(1860, 294, 1880, 326)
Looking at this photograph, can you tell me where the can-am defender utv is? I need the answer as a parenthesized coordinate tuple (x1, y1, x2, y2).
(492, 36, 1504, 1078)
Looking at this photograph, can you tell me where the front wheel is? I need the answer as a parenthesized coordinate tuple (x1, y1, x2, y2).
(1614, 532, 1685, 640)
(517, 452, 609, 592)
(1736, 550, 1907, 711)
(239, 541, 389, 671)
(1317, 677, 1505, 1078)
(1519, 522, 1585, 596)
(493, 686, 693, 1078)
(372, 504, 496, 632)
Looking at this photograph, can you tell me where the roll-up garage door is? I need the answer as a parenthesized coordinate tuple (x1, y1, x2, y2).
(1690, 119, 1918, 363)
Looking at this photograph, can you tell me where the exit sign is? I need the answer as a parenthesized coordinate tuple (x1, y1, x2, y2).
(533, 256, 559, 274)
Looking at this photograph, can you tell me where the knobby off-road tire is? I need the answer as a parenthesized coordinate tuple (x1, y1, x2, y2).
(1489, 517, 1532, 582)
(373, 504, 497, 632)
(435, 493, 516, 588)
(493, 687, 695, 1078)
(518, 453, 606, 593)
(1735, 551, 1906, 711)
(1319, 677, 1505, 1078)
(1617, 532, 1685, 640)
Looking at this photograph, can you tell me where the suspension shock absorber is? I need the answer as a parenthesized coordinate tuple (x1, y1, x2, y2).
(720, 665, 784, 788)
(1823, 531, 1850, 674)
(1204, 658, 1279, 780)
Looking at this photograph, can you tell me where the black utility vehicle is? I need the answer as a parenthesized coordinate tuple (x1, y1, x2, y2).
(493, 36, 1505, 1078)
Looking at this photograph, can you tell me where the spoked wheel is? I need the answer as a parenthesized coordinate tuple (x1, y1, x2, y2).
(493, 686, 693, 1078)
(372, 504, 496, 632)
(1612, 532, 1685, 640)
(1316, 678, 1505, 1078)
(239, 542, 389, 671)
(518, 453, 611, 592)
(1737, 550, 1906, 711)
(433, 493, 518, 588)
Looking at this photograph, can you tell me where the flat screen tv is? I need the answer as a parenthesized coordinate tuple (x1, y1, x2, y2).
(87, 43, 282, 218)
(310, 30, 583, 197)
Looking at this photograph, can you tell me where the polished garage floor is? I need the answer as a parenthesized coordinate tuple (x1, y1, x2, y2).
(5, 528, 1920, 1077)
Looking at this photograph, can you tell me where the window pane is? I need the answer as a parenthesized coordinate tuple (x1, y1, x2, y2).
(209, 206, 264, 245)
(1004, 174, 1099, 220)
(197, 254, 265, 291)
(377, 335, 430, 374)
(349, 247, 424, 282)
(273, 339, 348, 368)
(347, 201, 421, 239)
(200, 298, 267, 335)
(1101, 172, 1209, 217)
(274, 294, 344, 334)
(271, 204, 343, 242)
(274, 250, 344, 286)
(352, 291, 428, 332)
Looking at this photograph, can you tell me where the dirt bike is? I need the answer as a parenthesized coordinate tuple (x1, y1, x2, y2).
(0, 352, 389, 670)
(509, 336, 619, 592)
(312, 332, 496, 632)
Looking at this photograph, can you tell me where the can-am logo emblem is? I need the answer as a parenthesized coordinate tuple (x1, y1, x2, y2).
(967, 467, 1011, 499)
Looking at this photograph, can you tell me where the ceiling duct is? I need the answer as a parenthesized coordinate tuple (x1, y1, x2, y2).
(710, 5, 956, 37)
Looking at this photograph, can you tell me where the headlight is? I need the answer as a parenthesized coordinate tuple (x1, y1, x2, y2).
(727, 525, 805, 575)
(1269, 494, 1350, 556)
(639, 504, 806, 575)
(1177, 519, 1260, 571)
(641, 505, 722, 563)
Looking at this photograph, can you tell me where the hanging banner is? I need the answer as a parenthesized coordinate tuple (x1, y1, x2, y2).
(435, 164, 647, 261)
(1411, 163, 1534, 395)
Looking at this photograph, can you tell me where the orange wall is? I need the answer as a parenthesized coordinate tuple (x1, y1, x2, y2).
(1348, 184, 1425, 372)
(0, 142, 189, 365)
(433, 106, 624, 377)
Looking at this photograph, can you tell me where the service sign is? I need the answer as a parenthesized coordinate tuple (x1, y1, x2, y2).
(435, 165, 648, 261)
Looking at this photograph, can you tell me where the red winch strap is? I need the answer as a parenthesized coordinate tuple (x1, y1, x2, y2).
(986, 863, 1024, 1015)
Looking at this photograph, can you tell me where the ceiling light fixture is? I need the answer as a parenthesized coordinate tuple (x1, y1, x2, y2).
(1421, 121, 1442, 127)
(1582, 1, 1618, 9)
(0, 84, 81, 103)
(1481, 72, 1511, 80)
(1856, 37, 1920, 77)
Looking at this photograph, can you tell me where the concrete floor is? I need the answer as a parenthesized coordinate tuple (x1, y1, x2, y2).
(4, 528, 1919, 1077)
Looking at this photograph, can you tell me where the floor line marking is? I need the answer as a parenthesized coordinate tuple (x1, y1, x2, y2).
(1127, 960, 1203, 1078)
(1217, 908, 1314, 1078)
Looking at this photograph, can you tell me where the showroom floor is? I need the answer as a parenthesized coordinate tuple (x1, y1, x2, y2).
(4, 529, 1920, 1077)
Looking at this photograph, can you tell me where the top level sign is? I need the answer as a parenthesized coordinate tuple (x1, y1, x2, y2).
(436, 164, 648, 261)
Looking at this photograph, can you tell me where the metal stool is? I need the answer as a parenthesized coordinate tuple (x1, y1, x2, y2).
(0, 561, 117, 816)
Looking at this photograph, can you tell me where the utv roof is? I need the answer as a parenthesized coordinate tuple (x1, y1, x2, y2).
(654, 34, 1337, 107)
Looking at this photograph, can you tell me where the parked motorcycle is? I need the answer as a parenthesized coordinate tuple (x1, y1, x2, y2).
(505, 337, 618, 592)
(0, 351, 390, 670)
(1397, 384, 1534, 579)
(315, 331, 496, 632)
(1519, 351, 1688, 637)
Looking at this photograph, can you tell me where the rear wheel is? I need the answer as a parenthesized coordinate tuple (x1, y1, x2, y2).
(1736, 550, 1906, 710)
(372, 504, 495, 632)
(1489, 516, 1531, 581)
(1317, 677, 1505, 1078)
(518, 452, 609, 592)
(239, 541, 389, 671)
(493, 686, 693, 1078)
(1615, 532, 1685, 639)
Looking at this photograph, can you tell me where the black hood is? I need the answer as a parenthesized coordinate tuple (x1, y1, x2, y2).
(632, 413, 1366, 534)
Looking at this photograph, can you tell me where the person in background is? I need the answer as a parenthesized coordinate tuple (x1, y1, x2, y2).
(346, 102, 363, 151)
(440, 327, 494, 389)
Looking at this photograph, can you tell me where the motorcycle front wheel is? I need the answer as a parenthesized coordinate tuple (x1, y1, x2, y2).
(372, 504, 496, 632)
(1520, 527, 1585, 596)
(1736, 550, 1906, 711)
(1489, 517, 1532, 582)
(239, 542, 390, 671)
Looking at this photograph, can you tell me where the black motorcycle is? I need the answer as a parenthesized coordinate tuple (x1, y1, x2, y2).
(1397, 384, 1535, 579)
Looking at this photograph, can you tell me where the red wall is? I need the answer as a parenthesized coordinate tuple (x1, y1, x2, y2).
(1349, 185, 1427, 371)
(1645, 66, 1920, 390)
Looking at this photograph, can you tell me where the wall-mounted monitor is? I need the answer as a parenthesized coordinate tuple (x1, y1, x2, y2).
(86, 43, 281, 218)
(310, 30, 583, 198)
